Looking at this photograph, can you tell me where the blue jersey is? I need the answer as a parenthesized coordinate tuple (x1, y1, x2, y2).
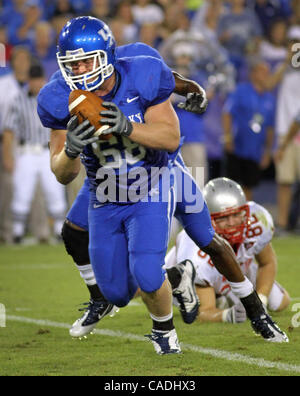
(223, 82, 275, 163)
(37, 45, 175, 203)
(47, 42, 214, 308)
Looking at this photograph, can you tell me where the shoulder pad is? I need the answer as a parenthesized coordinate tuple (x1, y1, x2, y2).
(127, 56, 174, 105)
(37, 76, 70, 129)
(246, 201, 274, 254)
(116, 42, 162, 60)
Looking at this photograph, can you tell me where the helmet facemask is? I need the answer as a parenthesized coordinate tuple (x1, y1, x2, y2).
(211, 204, 250, 246)
(57, 48, 114, 91)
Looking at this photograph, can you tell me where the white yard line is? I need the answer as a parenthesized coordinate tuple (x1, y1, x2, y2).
(6, 315, 300, 374)
(128, 301, 142, 306)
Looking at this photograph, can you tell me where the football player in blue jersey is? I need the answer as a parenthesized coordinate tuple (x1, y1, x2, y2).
(37, 17, 288, 351)
(39, 16, 185, 355)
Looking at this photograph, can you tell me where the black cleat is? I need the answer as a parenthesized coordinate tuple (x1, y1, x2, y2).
(251, 313, 289, 343)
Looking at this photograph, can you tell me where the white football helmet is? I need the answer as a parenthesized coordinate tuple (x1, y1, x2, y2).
(203, 177, 250, 245)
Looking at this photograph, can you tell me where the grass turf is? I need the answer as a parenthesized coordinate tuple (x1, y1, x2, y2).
(0, 237, 299, 376)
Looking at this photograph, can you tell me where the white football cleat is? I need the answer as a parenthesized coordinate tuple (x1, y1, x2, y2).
(145, 328, 181, 355)
(69, 299, 119, 338)
(172, 260, 199, 324)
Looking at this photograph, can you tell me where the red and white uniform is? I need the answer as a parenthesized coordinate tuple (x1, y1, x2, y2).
(165, 201, 285, 311)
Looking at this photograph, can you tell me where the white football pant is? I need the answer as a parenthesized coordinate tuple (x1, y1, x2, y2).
(12, 147, 67, 237)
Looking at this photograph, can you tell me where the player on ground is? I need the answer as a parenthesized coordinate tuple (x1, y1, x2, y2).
(37, 17, 288, 349)
(165, 178, 290, 334)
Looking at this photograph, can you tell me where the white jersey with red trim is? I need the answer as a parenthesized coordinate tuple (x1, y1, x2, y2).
(172, 201, 274, 296)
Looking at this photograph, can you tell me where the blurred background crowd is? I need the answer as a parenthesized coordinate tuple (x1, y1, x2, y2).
(0, 0, 300, 244)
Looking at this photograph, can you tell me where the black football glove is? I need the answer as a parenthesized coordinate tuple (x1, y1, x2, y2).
(177, 90, 208, 115)
(100, 102, 133, 137)
(65, 116, 98, 159)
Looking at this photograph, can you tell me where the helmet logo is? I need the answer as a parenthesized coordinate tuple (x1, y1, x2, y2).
(98, 27, 114, 46)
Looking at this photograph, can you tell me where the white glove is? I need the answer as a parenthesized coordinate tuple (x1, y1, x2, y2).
(222, 302, 247, 323)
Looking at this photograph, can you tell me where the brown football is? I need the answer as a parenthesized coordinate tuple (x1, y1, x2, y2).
(68, 89, 112, 141)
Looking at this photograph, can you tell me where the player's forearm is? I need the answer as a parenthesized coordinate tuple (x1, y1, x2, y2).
(198, 308, 223, 323)
(255, 244, 277, 298)
(50, 128, 81, 184)
(129, 122, 180, 152)
(256, 263, 276, 298)
(51, 150, 81, 185)
(172, 71, 203, 95)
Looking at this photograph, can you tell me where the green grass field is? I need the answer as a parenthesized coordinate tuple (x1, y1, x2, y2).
(0, 237, 300, 376)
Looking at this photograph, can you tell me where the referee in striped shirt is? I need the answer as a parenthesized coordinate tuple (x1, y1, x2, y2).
(1, 63, 67, 243)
